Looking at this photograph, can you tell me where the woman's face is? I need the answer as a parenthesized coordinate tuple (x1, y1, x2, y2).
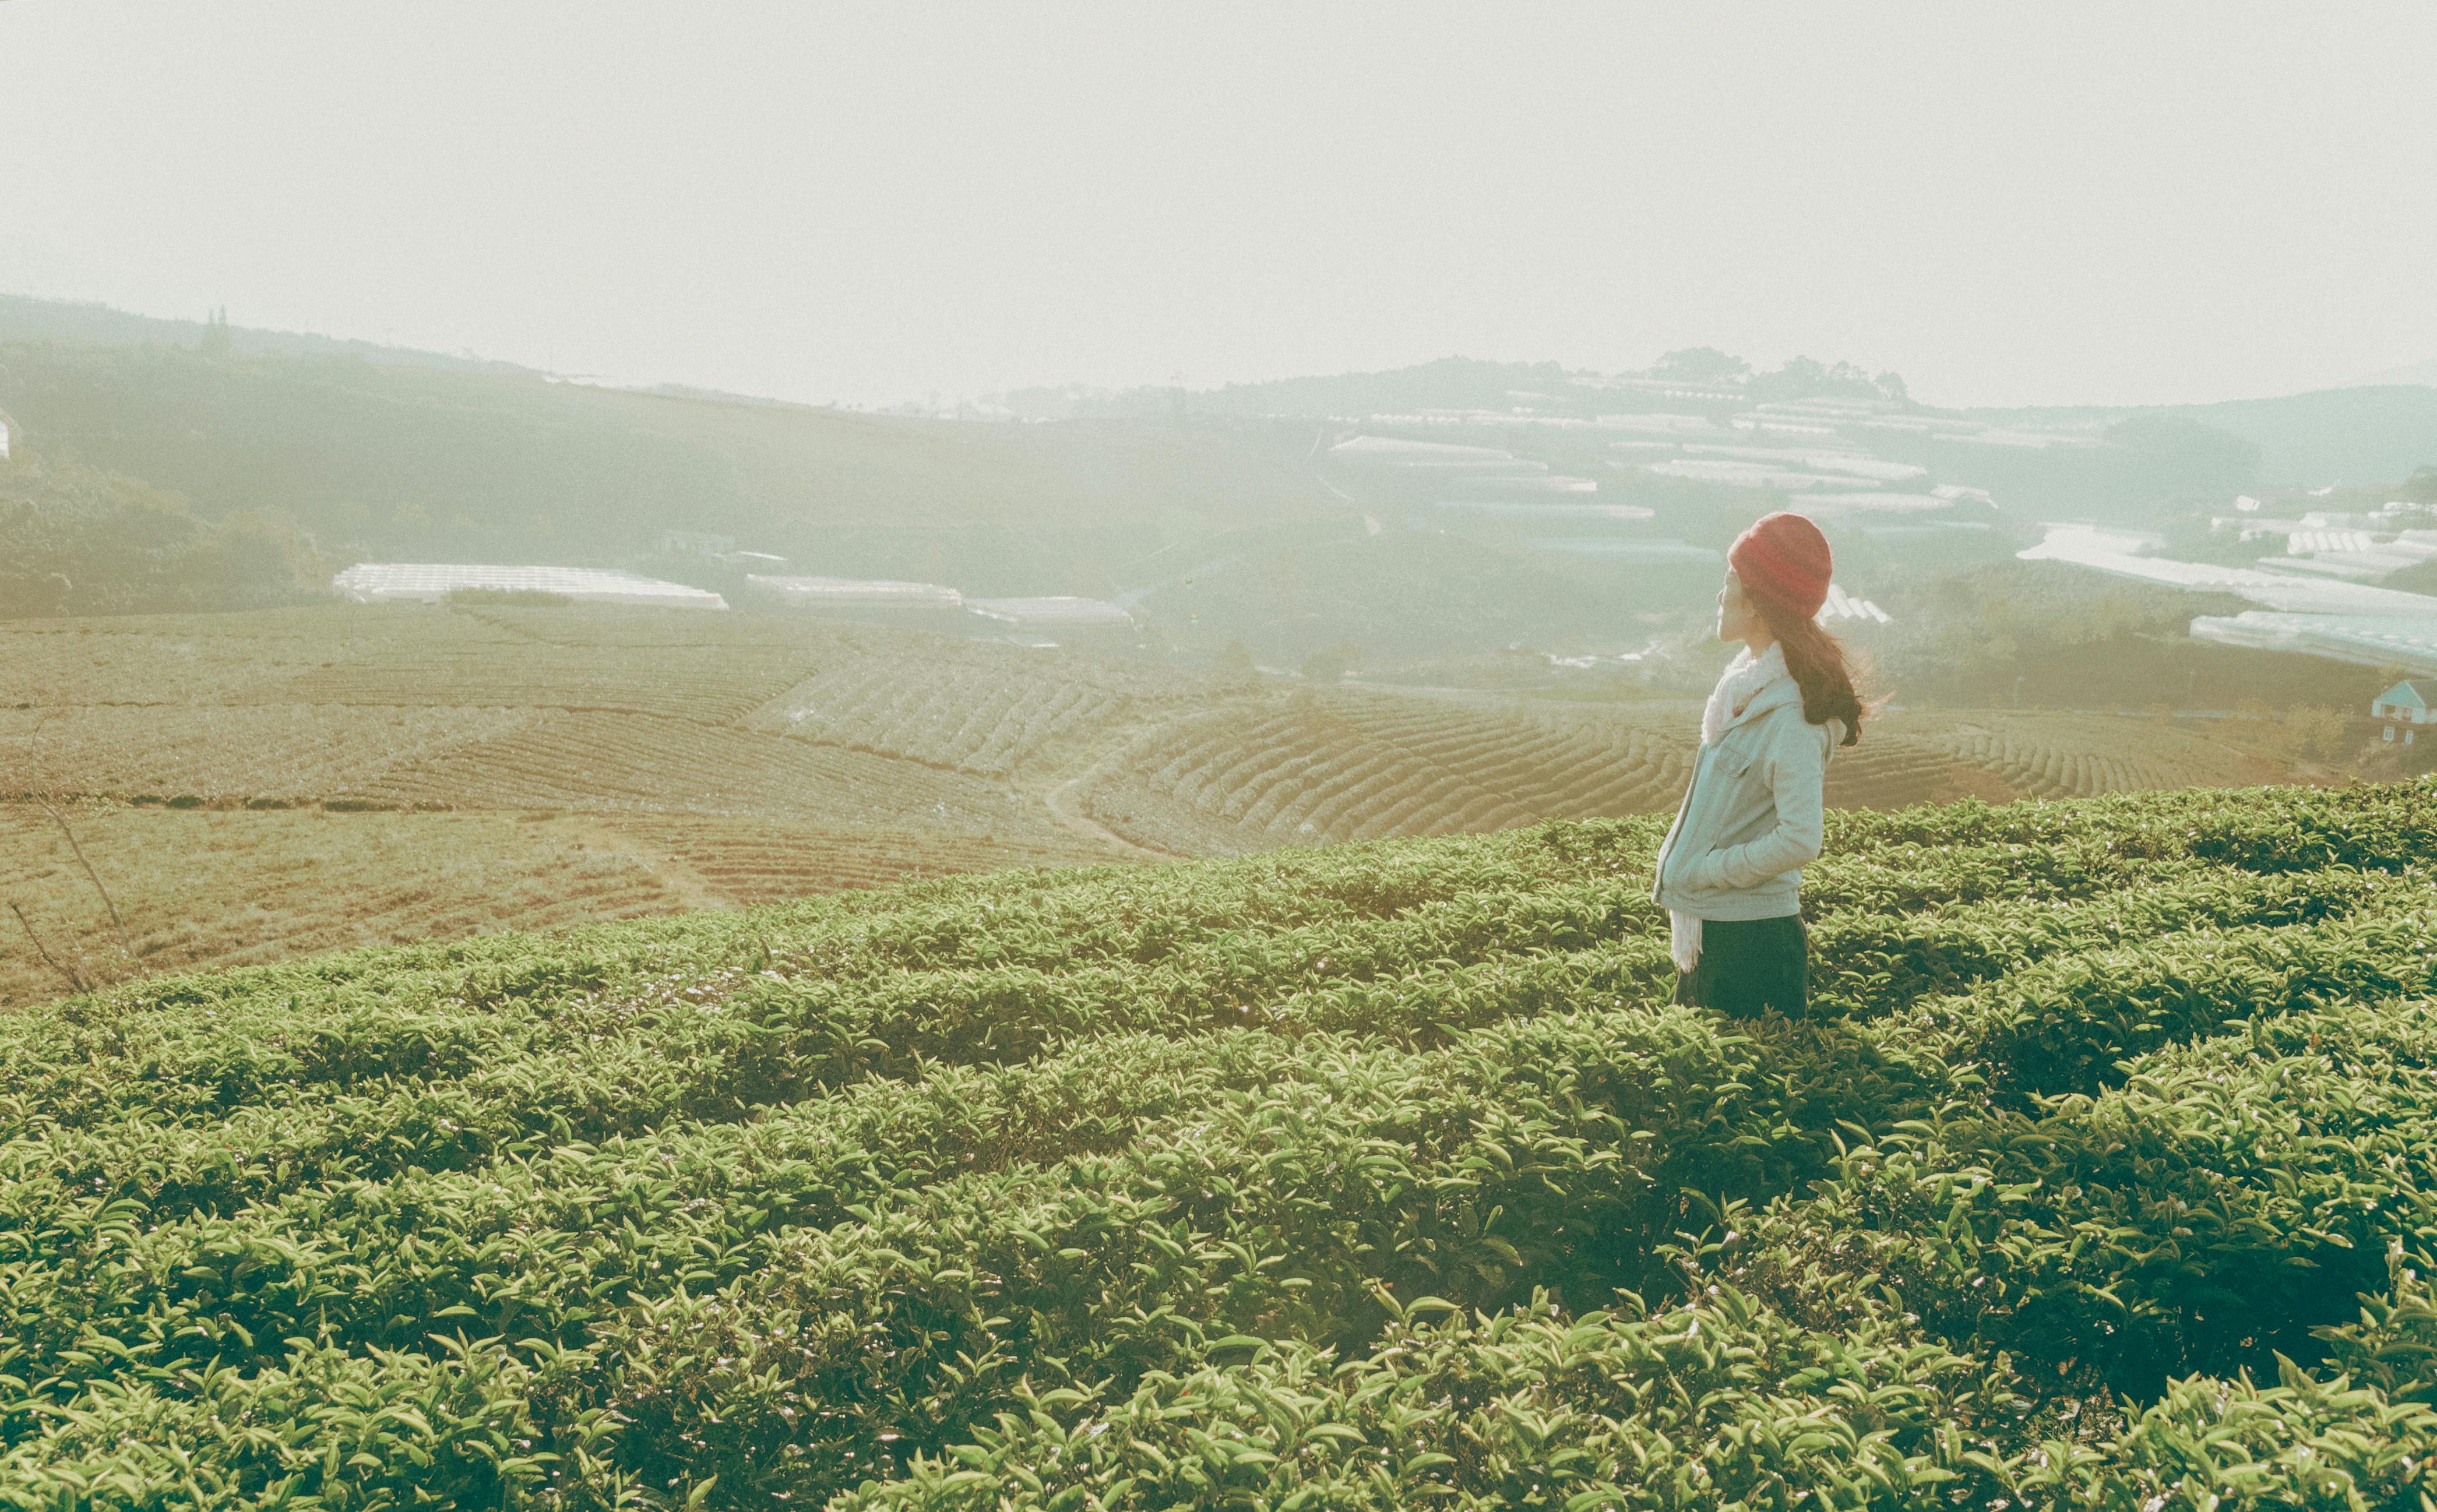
(1716, 568, 1762, 644)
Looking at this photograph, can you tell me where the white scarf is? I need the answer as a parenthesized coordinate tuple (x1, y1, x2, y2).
(1670, 643, 1790, 974)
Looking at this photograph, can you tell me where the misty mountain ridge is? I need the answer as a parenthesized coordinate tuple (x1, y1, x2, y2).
(0, 292, 532, 376)
(5, 290, 2434, 643)
(8, 290, 2428, 458)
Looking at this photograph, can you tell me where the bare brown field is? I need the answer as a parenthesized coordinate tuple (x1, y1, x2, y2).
(0, 704, 544, 801)
(0, 802, 1121, 1007)
(605, 815, 1108, 905)
(746, 639, 1196, 776)
(0, 604, 1154, 997)
(340, 710, 1068, 832)
(0, 804, 682, 1006)
(0, 602, 2298, 999)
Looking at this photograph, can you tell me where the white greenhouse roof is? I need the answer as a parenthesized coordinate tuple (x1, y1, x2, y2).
(1529, 538, 1723, 564)
(1669, 446, 1927, 483)
(1327, 436, 1523, 467)
(1644, 459, 1881, 491)
(2189, 612, 2437, 676)
(1598, 413, 1723, 435)
(749, 574, 963, 608)
(965, 595, 1133, 627)
(1432, 501, 1656, 523)
(2288, 530, 2378, 555)
(1803, 491, 1956, 515)
(2019, 525, 2437, 616)
(1443, 474, 1600, 496)
(1820, 584, 1892, 625)
(333, 563, 728, 609)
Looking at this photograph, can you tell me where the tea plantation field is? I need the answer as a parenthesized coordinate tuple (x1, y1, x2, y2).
(4, 781, 2435, 1509)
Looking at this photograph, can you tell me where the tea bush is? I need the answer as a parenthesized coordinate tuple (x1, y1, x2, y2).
(2, 780, 2435, 1509)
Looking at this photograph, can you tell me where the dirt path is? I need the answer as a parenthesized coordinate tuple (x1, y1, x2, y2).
(1041, 757, 1188, 864)
(569, 819, 732, 911)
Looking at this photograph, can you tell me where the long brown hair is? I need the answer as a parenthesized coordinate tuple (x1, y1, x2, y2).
(1760, 602, 1865, 747)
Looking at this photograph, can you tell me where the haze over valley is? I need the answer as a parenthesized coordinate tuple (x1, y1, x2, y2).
(4, 287, 2432, 1002)
(7, 8, 2437, 1507)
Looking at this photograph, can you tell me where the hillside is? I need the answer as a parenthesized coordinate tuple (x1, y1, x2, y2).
(10, 317, 2435, 669)
(2, 782, 2435, 1506)
(2161, 385, 2437, 488)
(0, 291, 520, 373)
(0, 339, 1345, 596)
(1967, 385, 2437, 492)
(0, 449, 328, 618)
(1023, 355, 2437, 517)
(0, 601, 2295, 1003)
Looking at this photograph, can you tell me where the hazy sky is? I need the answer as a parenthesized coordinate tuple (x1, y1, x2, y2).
(3, 3, 2432, 409)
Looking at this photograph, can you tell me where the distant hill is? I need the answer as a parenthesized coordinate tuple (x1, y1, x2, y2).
(2160, 386, 2437, 487)
(1946, 386, 2437, 491)
(0, 292, 524, 373)
(1003, 351, 1904, 422)
(9, 293, 2436, 644)
(0, 337, 1347, 596)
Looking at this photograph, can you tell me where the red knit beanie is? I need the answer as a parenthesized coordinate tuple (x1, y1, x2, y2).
(1728, 512, 1833, 620)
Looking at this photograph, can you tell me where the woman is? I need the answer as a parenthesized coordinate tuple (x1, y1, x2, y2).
(1651, 511, 1865, 1019)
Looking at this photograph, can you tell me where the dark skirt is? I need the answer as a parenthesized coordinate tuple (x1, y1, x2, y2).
(1672, 914, 1808, 1020)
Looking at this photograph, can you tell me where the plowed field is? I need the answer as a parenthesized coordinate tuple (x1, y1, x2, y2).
(0, 604, 2289, 998)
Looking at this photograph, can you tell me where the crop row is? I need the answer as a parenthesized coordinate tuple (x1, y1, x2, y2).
(0, 822, 2253, 1146)
(13, 862, 2389, 1347)
(0, 704, 540, 805)
(1717, 993, 2437, 1399)
(1327, 697, 1693, 816)
(843, 1263, 2437, 1512)
(5, 887, 2434, 1502)
(612, 819, 1108, 905)
(263, 636, 821, 724)
(344, 710, 1041, 834)
(1927, 718, 2238, 802)
(751, 644, 1186, 778)
(0, 782, 2431, 1507)
(1086, 697, 1696, 854)
(4, 787, 2414, 1153)
(0, 806, 693, 1011)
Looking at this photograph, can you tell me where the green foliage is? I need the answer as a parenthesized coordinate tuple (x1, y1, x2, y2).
(1872, 558, 2395, 711)
(1650, 346, 1751, 383)
(0, 780, 2433, 1506)
(0, 339, 1337, 595)
(1746, 354, 1909, 404)
(2104, 414, 2264, 485)
(0, 449, 326, 617)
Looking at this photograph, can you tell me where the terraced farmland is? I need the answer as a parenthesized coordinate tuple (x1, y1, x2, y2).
(1076, 691, 2280, 855)
(0, 805, 686, 1005)
(747, 637, 1195, 776)
(0, 703, 544, 803)
(1078, 693, 1696, 854)
(5, 781, 2435, 1507)
(0, 606, 1150, 996)
(1924, 710, 2284, 799)
(339, 710, 1056, 829)
(0, 603, 2298, 995)
(610, 815, 1108, 904)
